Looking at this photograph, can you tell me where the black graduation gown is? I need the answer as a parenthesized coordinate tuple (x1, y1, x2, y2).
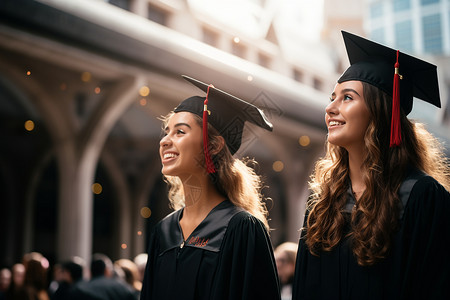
(292, 170, 450, 300)
(140, 200, 281, 300)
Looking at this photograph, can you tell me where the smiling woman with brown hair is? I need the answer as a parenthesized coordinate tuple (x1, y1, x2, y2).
(140, 76, 280, 300)
(292, 32, 450, 300)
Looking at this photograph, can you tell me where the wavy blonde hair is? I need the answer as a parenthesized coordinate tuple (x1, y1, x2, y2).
(305, 82, 450, 266)
(161, 112, 270, 230)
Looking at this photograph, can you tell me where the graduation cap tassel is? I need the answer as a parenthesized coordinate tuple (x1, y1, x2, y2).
(390, 50, 402, 147)
(203, 85, 216, 174)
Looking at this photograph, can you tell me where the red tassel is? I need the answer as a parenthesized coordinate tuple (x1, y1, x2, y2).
(390, 50, 402, 147)
(203, 85, 216, 173)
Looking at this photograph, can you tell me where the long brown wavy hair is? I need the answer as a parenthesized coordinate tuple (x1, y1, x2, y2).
(305, 82, 450, 266)
(161, 112, 270, 230)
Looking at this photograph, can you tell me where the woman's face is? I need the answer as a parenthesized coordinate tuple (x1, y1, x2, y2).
(159, 112, 204, 178)
(325, 81, 371, 151)
(274, 251, 295, 285)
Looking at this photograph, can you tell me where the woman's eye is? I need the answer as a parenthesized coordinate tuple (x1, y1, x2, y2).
(344, 95, 353, 101)
(177, 129, 185, 134)
(329, 97, 335, 102)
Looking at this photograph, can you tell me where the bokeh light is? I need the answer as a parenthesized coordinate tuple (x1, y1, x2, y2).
(24, 120, 35, 131)
(92, 183, 103, 194)
(233, 36, 240, 43)
(94, 87, 101, 94)
(121, 243, 127, 249)
(139, 98, 147, 106)
(137, 231, 142, 236)
(139, 86, 150, 97)
(299, 135, 310, 147)
(272, 160, 284, 172)
(26, 70, 31, 76)
(81, 71, 91, 82)
(247, 75, 253, 81)
(140, 207, 152, 218)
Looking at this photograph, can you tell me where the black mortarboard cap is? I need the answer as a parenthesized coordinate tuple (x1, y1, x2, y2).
(338, 31, 441, 147)
(175, 75, 273, 170)
(338, 31, 441, 115)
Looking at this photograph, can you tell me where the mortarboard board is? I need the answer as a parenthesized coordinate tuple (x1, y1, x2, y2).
(338, 31, 441, 147)
(174, 75, 273, 173)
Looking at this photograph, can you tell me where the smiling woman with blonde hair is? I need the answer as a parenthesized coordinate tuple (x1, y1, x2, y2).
(140, 76, 280, 300)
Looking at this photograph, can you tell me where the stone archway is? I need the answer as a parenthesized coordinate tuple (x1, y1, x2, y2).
(0, 48, 145, 262)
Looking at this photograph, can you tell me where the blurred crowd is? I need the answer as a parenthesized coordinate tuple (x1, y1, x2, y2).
(0, 251, 148, 300)
(0, 241, 298, 300)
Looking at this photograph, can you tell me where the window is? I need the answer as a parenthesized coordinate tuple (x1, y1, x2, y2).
(370, 2, 383, 18)
(108, 0, 130, 10)
(422, 14, 443, 54)
(395, 20, 413, 52)
(202, 27, 219, 47)
(231, 41, 247, 59)
(393, 0, 410, 11)
(258, 53, 271, 68)
(148, 5, 169, 26)
(421, 0, 439, 5)
(313, 77, 323, 91)
(293, 69, 303, 83)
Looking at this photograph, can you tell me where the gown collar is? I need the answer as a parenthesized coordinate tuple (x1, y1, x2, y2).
(344, 186, 356, 213)
(344, 168, 426, 218)
(159, 200, 243, 254)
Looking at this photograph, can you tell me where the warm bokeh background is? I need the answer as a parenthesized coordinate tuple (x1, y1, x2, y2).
(1, 0, 449, 270)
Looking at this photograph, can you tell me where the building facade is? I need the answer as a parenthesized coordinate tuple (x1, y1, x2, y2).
(365, 0, 450, 135)
(0, 0, 337, 267)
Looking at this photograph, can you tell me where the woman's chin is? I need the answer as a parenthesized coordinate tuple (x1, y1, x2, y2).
(161, 166, 175, 176)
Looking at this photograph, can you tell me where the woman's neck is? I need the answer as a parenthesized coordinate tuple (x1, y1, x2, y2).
(182, 173, 224, 206)
(347, 148, 366, 197)
(179, 174, 225, 239)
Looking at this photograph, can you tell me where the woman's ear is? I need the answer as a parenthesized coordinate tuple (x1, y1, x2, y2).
(210, 136, 225, 155)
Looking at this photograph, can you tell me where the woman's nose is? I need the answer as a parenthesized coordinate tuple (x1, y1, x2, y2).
(325, 100, 338, 116)
(160, 134, 171, 147)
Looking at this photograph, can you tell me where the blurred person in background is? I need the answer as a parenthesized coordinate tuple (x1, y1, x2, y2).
(5, 263, 27, 300)
(51, 257, 85, 300)
(114, 259, 141, 300)
(47, 263, 63, 298)
(274, 242, 297, 300)
(68, 253, 134, 300)
(0, 268, 11, 300)
(11, 264, 26, 289)
(133, 254, 147, 283)
(21, 252, 50, 300)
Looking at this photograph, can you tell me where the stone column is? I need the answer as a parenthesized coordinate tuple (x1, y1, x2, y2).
(56, 76, 144, 262)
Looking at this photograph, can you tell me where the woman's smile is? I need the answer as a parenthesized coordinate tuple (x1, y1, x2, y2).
(159, 112, 204, 177)
(325, 80, 370, 151)
(162, 151, 179, 163)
